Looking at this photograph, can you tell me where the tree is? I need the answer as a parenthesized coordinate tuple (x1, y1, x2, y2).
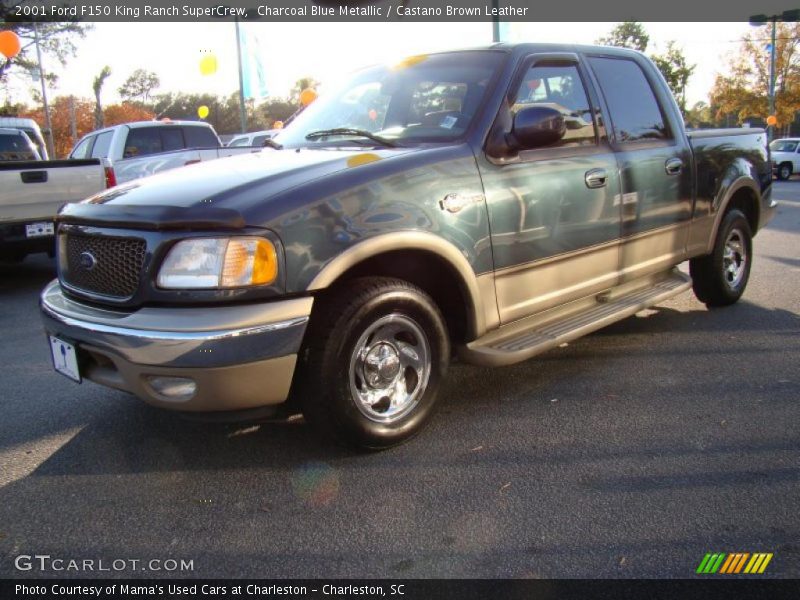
(596, 22, 695, 114)
(596, 21, 649, 52)
(21, 96, 93, 158)
(118, 69, 160, 105)
(92, 66, 112, 129)
(103, 103, 155, 127)
(651, 42, 695, 112)
(0, 11, 90, 86)
(710, 22, 800, 128)
(684, 101, 713, 128)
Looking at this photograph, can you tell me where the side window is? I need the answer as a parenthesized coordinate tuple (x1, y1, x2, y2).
(89, 131, 113, 158)
(588, 57, 670, 143)
(124, 128, 163, 158)
(71, 136, 94, 159)
(161, 128, 185, 152)
(511, 63, 596, 148)
(228, 137, 248, 147)
(251, 135, 268, 147)
(184, 126, 219, 148)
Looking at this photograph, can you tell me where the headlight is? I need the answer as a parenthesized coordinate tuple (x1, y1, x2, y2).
(157, 237, 278, 289)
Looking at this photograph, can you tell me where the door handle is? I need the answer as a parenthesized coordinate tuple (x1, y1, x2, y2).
(585, 168, 607, 189)
(20, 170, 48, 184)
(665, 158, 683, 175)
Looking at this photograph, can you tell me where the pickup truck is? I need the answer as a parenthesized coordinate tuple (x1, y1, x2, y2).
(69, 120, 257, 185)
(40, 44, 774, 449)
(769, 137, 800, 180)
(0, 156, 111, 261)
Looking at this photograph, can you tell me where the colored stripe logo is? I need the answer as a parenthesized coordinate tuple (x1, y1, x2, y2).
(696, 552, 773, 574)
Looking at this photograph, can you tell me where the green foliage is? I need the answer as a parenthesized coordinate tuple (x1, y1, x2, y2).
(651, 42, 695, 112)
(596, 22, 649, 53)
(118, 69, 160, 104)
(0, 9, 90, 86)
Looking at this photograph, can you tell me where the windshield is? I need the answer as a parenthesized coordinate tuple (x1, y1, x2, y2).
(770, 140, 798, 152)
(274, 51, 505, 148)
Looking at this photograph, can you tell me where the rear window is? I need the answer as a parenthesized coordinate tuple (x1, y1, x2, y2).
(0, 132, 38, 160)
(124, 127, 187, 158)
(90, 131, 113, 158)
(184, 126, 219, 148)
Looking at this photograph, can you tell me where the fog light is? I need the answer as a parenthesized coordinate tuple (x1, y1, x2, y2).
(145, 376, 197, 402)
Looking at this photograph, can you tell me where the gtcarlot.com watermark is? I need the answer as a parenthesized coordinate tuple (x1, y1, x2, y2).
(14, 554, 194, 573)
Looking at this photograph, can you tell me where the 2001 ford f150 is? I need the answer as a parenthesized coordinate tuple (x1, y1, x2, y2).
(41, 44, 775, 449)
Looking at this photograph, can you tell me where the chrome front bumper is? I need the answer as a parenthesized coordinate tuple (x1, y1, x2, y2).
(40, 280, 312, 411)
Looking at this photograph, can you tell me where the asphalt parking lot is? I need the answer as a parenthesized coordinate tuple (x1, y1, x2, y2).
(1, 182, 798, 579)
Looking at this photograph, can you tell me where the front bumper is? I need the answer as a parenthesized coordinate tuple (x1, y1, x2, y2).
(40, 280, 312, 412)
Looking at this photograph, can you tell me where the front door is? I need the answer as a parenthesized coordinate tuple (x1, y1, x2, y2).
(477, 55, 623, 324)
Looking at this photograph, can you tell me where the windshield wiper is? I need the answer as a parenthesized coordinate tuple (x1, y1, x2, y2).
(305, 128, 399, 148)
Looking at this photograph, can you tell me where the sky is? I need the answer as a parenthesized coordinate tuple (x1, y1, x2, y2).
(3, 21, 756, 111)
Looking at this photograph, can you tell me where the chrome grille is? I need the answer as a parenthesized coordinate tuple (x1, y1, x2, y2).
(62, 234, 146, 298)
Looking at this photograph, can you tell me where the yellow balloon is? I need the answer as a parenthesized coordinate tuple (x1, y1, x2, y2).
(198, 105, 209, 119)
(273, 120, 284, 129)
(199, 54, 218, 76)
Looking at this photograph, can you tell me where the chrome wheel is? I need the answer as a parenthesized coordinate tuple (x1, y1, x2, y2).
(723, 228, 747, 289)
(349, 313, 431, 423)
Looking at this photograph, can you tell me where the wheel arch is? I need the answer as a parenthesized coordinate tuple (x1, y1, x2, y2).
(706, 177, 760, 254)
(306, 232, 497, 342)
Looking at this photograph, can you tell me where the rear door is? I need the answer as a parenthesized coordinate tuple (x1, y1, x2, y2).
(585, 54, 693, 282)
(478, 54, 623, 323)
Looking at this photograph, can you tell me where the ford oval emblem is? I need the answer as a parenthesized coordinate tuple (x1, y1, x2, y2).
(79, 251, 97, 271)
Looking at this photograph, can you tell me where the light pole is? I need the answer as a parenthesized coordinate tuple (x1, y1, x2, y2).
(750, 10, 800, 141)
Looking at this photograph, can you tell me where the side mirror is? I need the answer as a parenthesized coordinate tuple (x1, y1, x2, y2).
(508, 106, 566, 150)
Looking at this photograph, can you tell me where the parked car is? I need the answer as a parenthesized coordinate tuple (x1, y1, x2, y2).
(769, 137, 800, 180)
(227, 129, 279, 147)
(0, 128, 42, 161)
(69, 120, 254, 185)
(0, 117, 49, 160)
(42, 44, 774, 449)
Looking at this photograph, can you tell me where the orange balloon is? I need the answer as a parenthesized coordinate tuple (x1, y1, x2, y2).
(766, 115, 778, 126)
(299, 88, 317, 107)
(0, 31, 21, 60)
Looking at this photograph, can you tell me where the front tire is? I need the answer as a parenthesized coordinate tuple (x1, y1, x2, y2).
(296, 277, 449, 450)
(690, 209, 753, 307)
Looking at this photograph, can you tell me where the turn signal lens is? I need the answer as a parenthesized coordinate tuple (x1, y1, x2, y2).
(221, 239, 277, 287)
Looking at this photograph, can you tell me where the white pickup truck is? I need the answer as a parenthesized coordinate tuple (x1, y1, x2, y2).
(69, 120, 257, 185)
(0, 158, 111, 261)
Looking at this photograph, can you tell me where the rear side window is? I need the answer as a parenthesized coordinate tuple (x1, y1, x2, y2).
(588, 57, 670, 143)
(184, 126, 219, 148)
(228, 136, 249, 147)
(0, 133, 37, 160)
(90, 131, 113, 158)
(251, 135, 269, 147)
(71, 136, 94, 159)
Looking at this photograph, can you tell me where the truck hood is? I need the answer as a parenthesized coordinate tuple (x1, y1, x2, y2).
(83, 146, 414, 210)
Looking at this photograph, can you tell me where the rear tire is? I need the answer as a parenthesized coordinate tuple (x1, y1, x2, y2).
(690, 209, 752, 307)
(777, 163, 792, 180)
(295, 277, 449, 450)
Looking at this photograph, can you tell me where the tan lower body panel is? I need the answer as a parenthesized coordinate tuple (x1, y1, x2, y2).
(82, 343, 297, 412)
(619, 223, 690, 283)
(493, 242, 620, 324)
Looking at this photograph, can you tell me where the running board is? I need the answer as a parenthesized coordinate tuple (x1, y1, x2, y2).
(459, 270, 692, 367)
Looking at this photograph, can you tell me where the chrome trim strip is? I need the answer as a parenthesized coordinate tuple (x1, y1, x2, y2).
(41, 301, 308, 342)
